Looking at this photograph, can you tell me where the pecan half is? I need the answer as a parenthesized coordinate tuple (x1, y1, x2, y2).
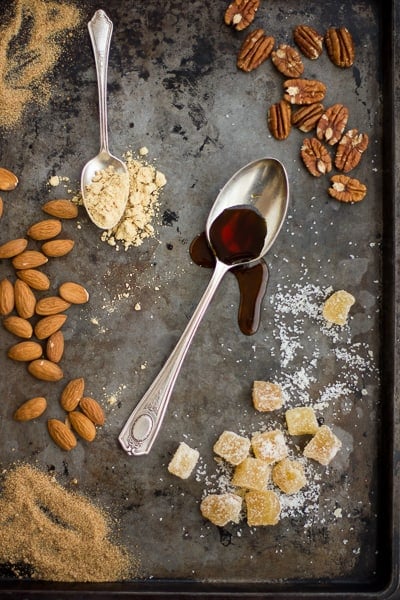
(300, 138, 332, 177)
(271, 44, 304, 77)
(237, 29, 274, 72)
(268, 100, 291, 140)
(291, 103, 324, 132)
(224, 0, 260, 30)
(293, 25, 324, 60)
(283, 78, 326, 105)
(328, 174, 367, 202)
(335, 128, 369, 172)
(325, 27, 355, 68)
(316, 103, 349, 145)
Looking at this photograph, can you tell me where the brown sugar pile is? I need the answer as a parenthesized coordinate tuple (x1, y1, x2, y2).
(0, 464, 138, 582)
(0, 0, 82, 129)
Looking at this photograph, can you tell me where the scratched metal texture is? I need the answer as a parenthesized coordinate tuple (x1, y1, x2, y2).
(0, 0, 398, 597)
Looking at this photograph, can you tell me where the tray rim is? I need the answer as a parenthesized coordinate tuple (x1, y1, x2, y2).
(0, 0, 399, 597)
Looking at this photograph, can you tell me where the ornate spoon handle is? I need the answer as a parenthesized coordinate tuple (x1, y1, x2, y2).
(88, 10, 113, 154)
(119, 260, 229, 455)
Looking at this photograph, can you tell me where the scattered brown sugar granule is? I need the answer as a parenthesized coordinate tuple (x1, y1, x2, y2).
(0, 0, 82, 129)
(0, 464, 138, 582)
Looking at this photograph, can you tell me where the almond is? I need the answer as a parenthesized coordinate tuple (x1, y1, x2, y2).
(27, 219, 62, 241)
(16, 269, 51, 291)
(0, 197, 3, 218)
(34, 314, 67, 339)
(46, 330, 64, 363)
(41, 239, 74, 257)
(12, 250, 48, 270)
(28, 359, 64, 381)
(47, 418, 77, 451)
(3, 316, 33, 338)
(8, 341, 43, 361)
(0, 238, 28, 259)
(0, 167, 18, 191)
(0, 278, 15, 315)
(14, 396, 47, 421)
(60, 377, 85, 411)
(79, 396, 105, 426)
(14, 279, 36, 318)
(42, 199, 79, 219)
(68, 411, 96, 442)
(36, 296, 71, 316)
(59, 282, 89, 304)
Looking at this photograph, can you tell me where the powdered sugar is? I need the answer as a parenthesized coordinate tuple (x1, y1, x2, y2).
(196, 272, 379, 530)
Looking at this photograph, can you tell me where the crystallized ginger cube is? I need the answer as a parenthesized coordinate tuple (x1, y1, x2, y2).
(303, 425, 342, 465)
(322, 289, 355, 326)
(200, 493, 242, 526)
(168, 442, 199, 479)
(245, 490, 281, 526)
(285, 406, 319, 436)
(251, 430, 288, 464)
(252, 380, 283, 412)
(232, 457, 270, 491)
(213, 431, 251, 465)
(272, 458, 307, 494)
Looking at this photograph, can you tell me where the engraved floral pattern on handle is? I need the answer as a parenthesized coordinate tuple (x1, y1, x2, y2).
(88, 10, 113, 154)
(119, 260, 229, 456)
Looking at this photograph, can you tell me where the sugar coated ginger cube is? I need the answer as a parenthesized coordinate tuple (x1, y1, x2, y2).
(272, 458, 307, 494)
(167, 442, 199, 479)
(251, 430, 288, 464)
(322, 289, 355, 326)
(303, 425, 342, 465)
(213, 430, 251, 465)
(200, 493, 242, 526)
(245, 490, 281, 526)
(252, 380, 283, 412)
(232, 457, 271, 491)
(285, 406, 319, 435)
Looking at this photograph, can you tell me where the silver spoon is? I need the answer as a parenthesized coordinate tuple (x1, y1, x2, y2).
(119, 157, 289, 456)
(81, 10, 129, 230)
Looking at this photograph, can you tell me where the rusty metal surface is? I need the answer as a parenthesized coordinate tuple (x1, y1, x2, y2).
(0, 0, 398, 596)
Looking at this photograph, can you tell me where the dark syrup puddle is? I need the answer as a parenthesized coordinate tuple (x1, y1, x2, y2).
(189, 230, 268, 336)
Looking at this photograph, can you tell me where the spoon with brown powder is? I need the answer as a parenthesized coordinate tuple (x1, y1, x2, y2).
(81, 10, 129, 230)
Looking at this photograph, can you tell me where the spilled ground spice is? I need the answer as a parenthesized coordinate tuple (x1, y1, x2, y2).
(101, 151, 167, 250)
(0, 464, 138, 582)
(0, 0, 82, 129)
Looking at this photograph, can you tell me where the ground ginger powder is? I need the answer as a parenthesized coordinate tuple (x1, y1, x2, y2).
(0, 464, 138, 582)
(101, 151, 167, 250)
(84, 165, 130, 229)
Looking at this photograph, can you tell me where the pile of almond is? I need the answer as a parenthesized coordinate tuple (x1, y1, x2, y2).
(223, 2, 369, 204)
(0, 202, 86, 380)
(13, 377, 105, 451)
(0, 168, 105, 451)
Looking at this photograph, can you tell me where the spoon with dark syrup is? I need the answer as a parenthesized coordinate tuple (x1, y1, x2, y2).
(119, 158, 289, 456)
(189, 232, 269, 336)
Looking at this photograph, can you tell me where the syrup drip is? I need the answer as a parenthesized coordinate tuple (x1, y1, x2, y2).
(189, 205, 269, 336)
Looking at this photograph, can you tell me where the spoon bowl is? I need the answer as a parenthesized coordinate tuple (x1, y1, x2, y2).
(81, 151, 129, 230)
(119, 157, 289, 456)
(81, 10, 129, 230)
(206, 157, 289, 261)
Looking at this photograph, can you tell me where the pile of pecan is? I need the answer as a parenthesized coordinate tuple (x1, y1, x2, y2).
(224, 0, 368, 203)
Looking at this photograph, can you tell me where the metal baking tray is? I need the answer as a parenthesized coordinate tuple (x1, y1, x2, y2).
(0, 0, 398, 597)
